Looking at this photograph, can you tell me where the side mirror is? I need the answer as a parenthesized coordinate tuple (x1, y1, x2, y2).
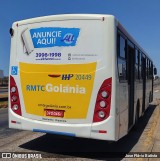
(9, 28, 14, 37)
(154, 68, 157, 75)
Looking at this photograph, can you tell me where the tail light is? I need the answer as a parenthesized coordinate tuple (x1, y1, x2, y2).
(93, 77, 112, 122)
(10, 76, 22, 116)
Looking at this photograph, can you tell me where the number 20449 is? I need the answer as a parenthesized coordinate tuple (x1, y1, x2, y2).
(75, 74, 92, 80)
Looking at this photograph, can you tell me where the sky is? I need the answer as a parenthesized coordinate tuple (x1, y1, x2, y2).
(0, 0, 160, 76)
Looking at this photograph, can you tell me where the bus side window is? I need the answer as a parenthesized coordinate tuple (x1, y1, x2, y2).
(139, 51, 142, 80)
(149, 62, 153, 79)
(135, 49, 139, 80)
(146, 58, 149, 79)
(117, 33, 127, 82)
(141, 54, 144, 79)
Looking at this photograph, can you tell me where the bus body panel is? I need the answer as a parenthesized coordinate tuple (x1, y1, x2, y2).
(116, 22, 153, 139)
(9, 14, 117, 141)
(90, 17, 118, 141)
(9, 14, 154, 141)
(15, 17, 105, 124)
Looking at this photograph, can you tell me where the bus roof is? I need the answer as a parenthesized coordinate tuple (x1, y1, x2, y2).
(14, 14, 114, 26)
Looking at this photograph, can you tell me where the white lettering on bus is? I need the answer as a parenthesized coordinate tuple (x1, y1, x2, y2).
(26, 84, 86, 94)
(32, 31, 62, 38)
(46, 84, 86, 94)
(37, 38, 56, 45)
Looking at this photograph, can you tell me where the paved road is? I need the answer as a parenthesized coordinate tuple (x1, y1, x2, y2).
(0, 108, 8, 128)
(0, 108, 22, 139)
(0, 89, 160, 160)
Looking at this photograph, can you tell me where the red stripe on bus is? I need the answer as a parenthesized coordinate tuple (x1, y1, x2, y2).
(99, 130, 107, 133)
(11, 120, 16, 124)
(48, 74, 61, 78)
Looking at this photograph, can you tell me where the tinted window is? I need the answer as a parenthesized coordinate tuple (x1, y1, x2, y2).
(117, 33, 127, 82)
(135, 49, 139, 80)
(118, 58, 127, 81)
(135, 49, 139, 65)
(120, 36, 126, 58)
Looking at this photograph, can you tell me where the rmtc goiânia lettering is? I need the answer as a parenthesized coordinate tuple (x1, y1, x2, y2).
(26, 84, 86, 94)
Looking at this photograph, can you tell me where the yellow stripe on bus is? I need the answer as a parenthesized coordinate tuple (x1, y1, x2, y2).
(19, 62, 97, 119)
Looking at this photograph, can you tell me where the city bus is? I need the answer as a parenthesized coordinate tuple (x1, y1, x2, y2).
(9, 14, 156, 141)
